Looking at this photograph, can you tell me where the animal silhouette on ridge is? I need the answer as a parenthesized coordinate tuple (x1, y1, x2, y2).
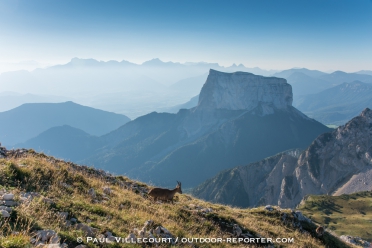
(148, 181, 182, 203)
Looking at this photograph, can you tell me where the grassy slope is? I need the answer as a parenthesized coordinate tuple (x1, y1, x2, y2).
(298, 192, 372, 242)
(0, 150, 352, 248)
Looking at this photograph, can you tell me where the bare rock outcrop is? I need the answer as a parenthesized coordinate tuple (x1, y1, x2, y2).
(288, 108, 372, 206)
(181, 70, 296, 138)
(197, 69, 293, 114)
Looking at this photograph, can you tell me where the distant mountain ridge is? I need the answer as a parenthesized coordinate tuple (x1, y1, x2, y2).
(272, 68, 372, 97)
(273, 68, 327, 79)
(2, 59, 371, 119)
(295, 81, 372, 125)
(356, 70, 372, 76)
(0, 58, 279, 118)
(192, 108, 372, 208)
(18, 125, 102, 161)
(159, 95, 199, 113)
(0, 92, 71, 112)
(0, 101, 130, 146)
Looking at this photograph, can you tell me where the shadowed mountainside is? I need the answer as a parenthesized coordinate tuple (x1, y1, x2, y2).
(192, 108, 372, 208)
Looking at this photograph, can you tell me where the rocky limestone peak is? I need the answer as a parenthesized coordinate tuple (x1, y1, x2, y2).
(360, 107, 372, 120)
(197, 69, 293, 115)
(288, 107, 372, 206)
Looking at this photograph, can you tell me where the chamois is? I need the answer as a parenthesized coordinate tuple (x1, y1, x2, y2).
(148, 181, 182, 203)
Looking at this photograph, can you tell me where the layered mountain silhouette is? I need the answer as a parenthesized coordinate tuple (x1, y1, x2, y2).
(159, 95, 200, 114)
(18, 125, 102, 161)
(0, 58, 277, 118)
(0, 101, 130, 146)
(272, 68, 372, 97)
(0, 92, 71, 112)
(192, 108, 372, 208)
(19, 70, 330, 188)
(356, 70, 372, 76)
(295, 81, 372, 125)
(2, 59, 371, 119)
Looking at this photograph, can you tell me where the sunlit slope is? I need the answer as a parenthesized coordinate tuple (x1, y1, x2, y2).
(298, 192, 372, 242)
(0, 148, 351, 247)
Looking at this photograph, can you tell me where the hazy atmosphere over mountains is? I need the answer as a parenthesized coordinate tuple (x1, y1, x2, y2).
(0, 101, 130, 146)
(0, 58, 277, 118)
(13, 70, 331, 188)
(1, 1, 372, 247)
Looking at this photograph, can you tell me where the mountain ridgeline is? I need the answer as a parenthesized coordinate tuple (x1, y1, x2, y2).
(272, 68, 372, 96)
(192, 108, 372, 208)
(0, 58, 278, 118)
(19, 70, 330, 188)
(0, 101, 130, 146)
(295, 81, 372, 125)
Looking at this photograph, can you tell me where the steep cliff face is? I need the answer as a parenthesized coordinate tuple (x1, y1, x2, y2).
(193, 109, 372, 208)
(288, 108, 372, 205)
(197, 70, 293, 114)
(180, 70, 300, 138)
(192, 149, 302, 207)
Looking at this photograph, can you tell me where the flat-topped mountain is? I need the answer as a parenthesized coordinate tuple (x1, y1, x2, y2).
(197, 70, 292, 114)
(192, 108, 372, 208)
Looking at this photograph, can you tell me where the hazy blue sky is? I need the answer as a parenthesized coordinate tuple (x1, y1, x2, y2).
(0, 0, 371, 71)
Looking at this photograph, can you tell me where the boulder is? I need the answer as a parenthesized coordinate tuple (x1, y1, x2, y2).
(3, 200, 18, 207)
(57, 212, 69, 220)
(265, 205, 274, 211)
(36, 229, 57, 242)
(0, 210, 10, 218)
(2, 193, 14, 200)
(75, 223, 96, 237)
(88, 188, 96, 197)
(103, 186, 112, 195)
(0, 206, 12, 212)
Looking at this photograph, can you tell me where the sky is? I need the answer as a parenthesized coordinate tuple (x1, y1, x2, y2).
(0, 0, 372, 72)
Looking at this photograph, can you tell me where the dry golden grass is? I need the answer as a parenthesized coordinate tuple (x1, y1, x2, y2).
(298, 193, 372, 242)
(0, 152, 353, 247)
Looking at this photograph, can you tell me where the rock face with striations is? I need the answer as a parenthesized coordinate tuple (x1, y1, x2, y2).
(192, 108, 372, 208)
(198, 70, 293, 114)
(181, 70, 303, 137)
